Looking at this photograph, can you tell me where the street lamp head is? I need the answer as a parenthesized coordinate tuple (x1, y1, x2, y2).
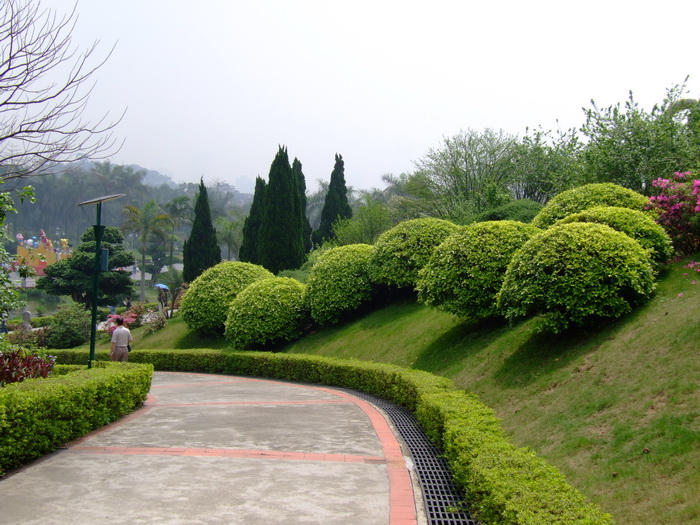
(77, 193, 126, 207)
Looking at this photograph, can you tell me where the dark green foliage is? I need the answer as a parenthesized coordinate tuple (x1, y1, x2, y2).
(0, 362, 152, 474)
(258, 147, 305, 273)
(314, 153, 352, 244)
(305, 244, 376, 325)
(239, 176, 267, 264)
(179, 261, 273, 335)
(225, 277, 308, 348)
(369, 217, 459, 288)
(293, 158, 313, 253)
(45, 303, 92, 349)
(557, 206, 674, 268)
(531, 183, 650, 229)
(497, 222, 656, 333)
(474, 199, 543, 224)
(417, 221, 540, 319)
(183, 178, 221, 282)
(49, 348, 612, 524)
(37, 227, 134, 308)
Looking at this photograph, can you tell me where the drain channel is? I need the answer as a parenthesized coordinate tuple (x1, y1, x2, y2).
(342, 389, 478, 525)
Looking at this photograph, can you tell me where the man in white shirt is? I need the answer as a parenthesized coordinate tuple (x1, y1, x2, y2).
(110, 317, 133, 362)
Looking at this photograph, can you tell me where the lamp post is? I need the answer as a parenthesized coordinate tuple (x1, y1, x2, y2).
(77, 194, 125, 368)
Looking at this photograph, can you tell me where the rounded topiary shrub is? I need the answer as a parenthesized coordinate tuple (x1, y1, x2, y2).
(368, 217, 459, 288)
(180, 261, 273, 335)
(417, 221, 540, 319)
(557, 206, 674, 268)
(225, 277, 308, 348)
(531, 183, 649, 229)
(305, 244, 375, 325)
(496, 222, 656, 333)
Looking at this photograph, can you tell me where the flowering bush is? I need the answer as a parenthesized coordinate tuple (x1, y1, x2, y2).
(647, 171, 700, 255)
(102, 311, 139, 336)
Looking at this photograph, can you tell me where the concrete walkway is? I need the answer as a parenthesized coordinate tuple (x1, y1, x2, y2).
(0, 372, 423, 525)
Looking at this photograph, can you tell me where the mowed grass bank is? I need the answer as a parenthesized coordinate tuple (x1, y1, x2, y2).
(284, 256, 700, 525)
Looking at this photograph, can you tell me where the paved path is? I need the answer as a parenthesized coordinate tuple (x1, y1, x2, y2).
(0, 372, 423, 525)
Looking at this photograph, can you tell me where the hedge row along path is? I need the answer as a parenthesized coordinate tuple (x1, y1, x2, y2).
(1, 372, 426, 525)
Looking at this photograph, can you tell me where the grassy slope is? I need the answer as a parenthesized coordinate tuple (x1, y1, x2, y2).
(284, 257, 700, 525)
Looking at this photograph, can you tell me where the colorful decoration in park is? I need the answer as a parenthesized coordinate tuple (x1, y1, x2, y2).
(14, 230, 71, 276)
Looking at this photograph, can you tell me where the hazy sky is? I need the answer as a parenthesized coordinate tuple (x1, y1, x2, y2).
(41, 0, 700, 193)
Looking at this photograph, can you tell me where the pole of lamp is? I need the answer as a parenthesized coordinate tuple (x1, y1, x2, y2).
(78, 193, 125, 369)
(88, 202, 105, 369)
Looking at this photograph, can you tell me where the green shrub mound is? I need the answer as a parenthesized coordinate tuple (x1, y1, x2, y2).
(497, 222, 656, 333)
(305, 244, 375, 325)
(417, 221, 540, 319)
(51, 348, 613, 524)
(531, 183, 649, 229)
(473, 199, 543, 224)
(0, 362, 152, 474)
(369, 217, 459, 288)
(557, 205, 674, 268)
(180, 261, 273, 335)
(225, 277, 308, 348)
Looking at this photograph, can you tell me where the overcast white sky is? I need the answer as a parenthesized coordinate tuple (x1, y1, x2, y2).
(42, 0, 700, 193)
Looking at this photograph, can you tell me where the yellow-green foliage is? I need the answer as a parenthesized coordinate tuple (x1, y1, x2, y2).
(225, 277, 308, 348)
(531, 183, 649, 229)
(417, 221, 540, 319)
(369, 217, 459, 288)
(497, 222, 656, 333)
(50, 348, 613, 524)
(0, 362, 152, 473)
(557, 205, 674, 267)
(305, 244, 375, 325)
(180, 261, 273, 335)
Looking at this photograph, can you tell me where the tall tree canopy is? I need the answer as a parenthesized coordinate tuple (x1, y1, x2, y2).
(293, 158, 313, 253)
(122, 200, 172, 302)
(258, 146, 305, 273)
(37, 227, 134, 309)
(183, 178, 221, 282)
(314, 153, 352, 244)
(239, 176, 267, 265)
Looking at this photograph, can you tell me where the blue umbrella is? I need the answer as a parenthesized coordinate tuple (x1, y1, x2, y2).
(154, 283, 169, 290)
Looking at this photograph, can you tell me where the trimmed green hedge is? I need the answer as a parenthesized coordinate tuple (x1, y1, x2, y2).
(531, 183, 649, 229)
(305, 244, 376, 325)
(0, 362, 153, 474)
(180, 261, 273, 335)
(51, 349, 612, 524)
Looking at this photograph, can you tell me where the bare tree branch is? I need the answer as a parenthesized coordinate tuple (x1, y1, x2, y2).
(0, 0, 124, 180)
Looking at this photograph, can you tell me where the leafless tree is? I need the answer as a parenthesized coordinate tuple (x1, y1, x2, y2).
(0, 0, 122, 181)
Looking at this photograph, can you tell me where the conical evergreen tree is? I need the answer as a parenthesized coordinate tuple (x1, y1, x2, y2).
(239, 176, 267, 264)
(183, 178, 221, 282)
(258, 146, 305, 274)
(292, 158, 313, 253)
(314, 153, 352, 244)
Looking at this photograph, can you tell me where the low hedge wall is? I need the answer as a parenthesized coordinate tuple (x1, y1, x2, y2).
(0, 362, 153, 474)
(50, 349, 612, 525)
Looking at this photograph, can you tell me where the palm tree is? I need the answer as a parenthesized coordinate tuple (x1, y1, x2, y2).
(163, 195, 193, 265)
(123, 200, 173, 302)
(215, 211, 244, 260)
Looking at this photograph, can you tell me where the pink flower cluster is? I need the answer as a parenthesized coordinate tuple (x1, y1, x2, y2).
(648, 171, 700, 255)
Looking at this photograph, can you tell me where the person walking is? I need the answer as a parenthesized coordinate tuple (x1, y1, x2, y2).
(110, 317, 132, 362)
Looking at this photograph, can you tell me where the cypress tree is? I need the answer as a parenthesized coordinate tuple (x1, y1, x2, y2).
(292, 158, 313, 253)
(239, 176, 267, 264)
(258, 146, 305, 273)
(314, 153, 352, 244)
(183, 178, 221, 282)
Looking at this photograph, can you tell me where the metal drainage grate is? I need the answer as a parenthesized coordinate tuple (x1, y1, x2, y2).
(341, 388, 478, 525)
